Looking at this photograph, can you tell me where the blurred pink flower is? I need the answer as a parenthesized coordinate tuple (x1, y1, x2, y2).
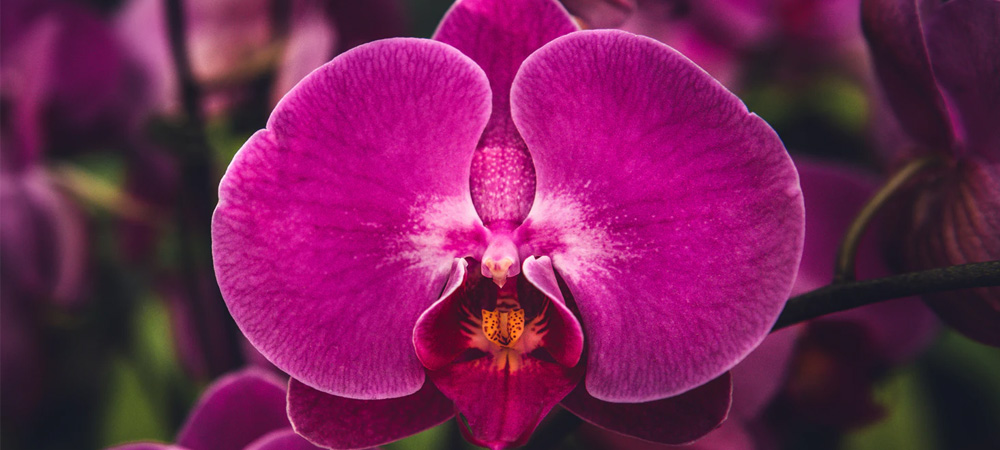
(115, 0, 405, 117)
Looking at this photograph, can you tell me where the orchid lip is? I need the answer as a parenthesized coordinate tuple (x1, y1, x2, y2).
(455, 273, 555, 371)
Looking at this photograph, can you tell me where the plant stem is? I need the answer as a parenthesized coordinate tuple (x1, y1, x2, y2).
(165, 0, 206, 136)
(834, 155, 942, 283)
(164, 0, 244, 377)
(775, 260, 1000, 330)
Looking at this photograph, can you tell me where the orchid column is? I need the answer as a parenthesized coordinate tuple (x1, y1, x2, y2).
(212, 0, 805, 448)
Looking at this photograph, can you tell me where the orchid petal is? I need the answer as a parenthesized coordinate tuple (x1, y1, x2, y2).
(429, 357, 583, 450)
(520, 256, 584, 367)
(577, 419, 754, 450)
(244, 429, 325, 450)
(730, 326, 800, 419)
(923, 0, 1000, 161)
(694, 0, 774, 46)
(905, 161, 1000, 346)
(288, 378, 454, 450)
(511, 30, 803, 402)
(176, 369, 289, 450)
(108, 445, 188, 450)
(561, 372, 732, 445)
(0, 167, 87, 307)
(434, 0, 578, 225)
(213, 38, 492, 398)
(861, 0, 955, 151)
(413, 259, 474, 371)
(114, 0, 177, 115)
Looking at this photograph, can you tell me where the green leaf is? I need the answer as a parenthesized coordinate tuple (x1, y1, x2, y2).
(840, 369, 939, 450)
(384, 421, 460, 450)
(99, 357, 171, 447)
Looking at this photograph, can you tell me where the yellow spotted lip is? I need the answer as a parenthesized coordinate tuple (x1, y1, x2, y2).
(481, 308, 525, 347)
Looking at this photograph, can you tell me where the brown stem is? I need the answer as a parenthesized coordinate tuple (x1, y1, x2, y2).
(775, 260, 1000, 330)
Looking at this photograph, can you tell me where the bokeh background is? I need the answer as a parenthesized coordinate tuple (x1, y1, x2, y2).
(1, 0, 998, 449)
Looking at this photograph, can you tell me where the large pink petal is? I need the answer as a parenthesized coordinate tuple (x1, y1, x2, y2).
(288, 378, 454, 449)
(511, 30, 803, 402)
(561, 372, 732, 445)
(923, 0, 1000, 161)
(434, 0, 578, 225)
(176, 369, 289, 450)
(861, 0, 955, 153)
(430, 357, 583, 450)
(213, 38, 492, 399)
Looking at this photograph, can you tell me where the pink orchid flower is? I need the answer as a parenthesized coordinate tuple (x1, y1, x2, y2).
(212, 0, 805, 448)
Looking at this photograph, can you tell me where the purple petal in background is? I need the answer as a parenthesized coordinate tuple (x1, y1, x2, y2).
(562, 0, 637, 28)
(0, 167, 87, 308)
(730, 326, 801, 420)
(212, 38, 492, 399)
(175, 369, 290, 450)
(562, 373, 732, 445)
(3, 1, 147, 152)
(902, 161, 1000, 346)
(434, 0, 578, 225)
(270, 0, 338, 107)
(288, 378, 453, 449)
(576, 418, 753, 450)
(108, 444, 189, 450)
(615, 2, 744, 88)
(923, 0, 1000, 161)
(861, 0, 955, 152)
(512, 30, 803, 402)
(244, 429, 324, 450)
(3, 0, 147, 158)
